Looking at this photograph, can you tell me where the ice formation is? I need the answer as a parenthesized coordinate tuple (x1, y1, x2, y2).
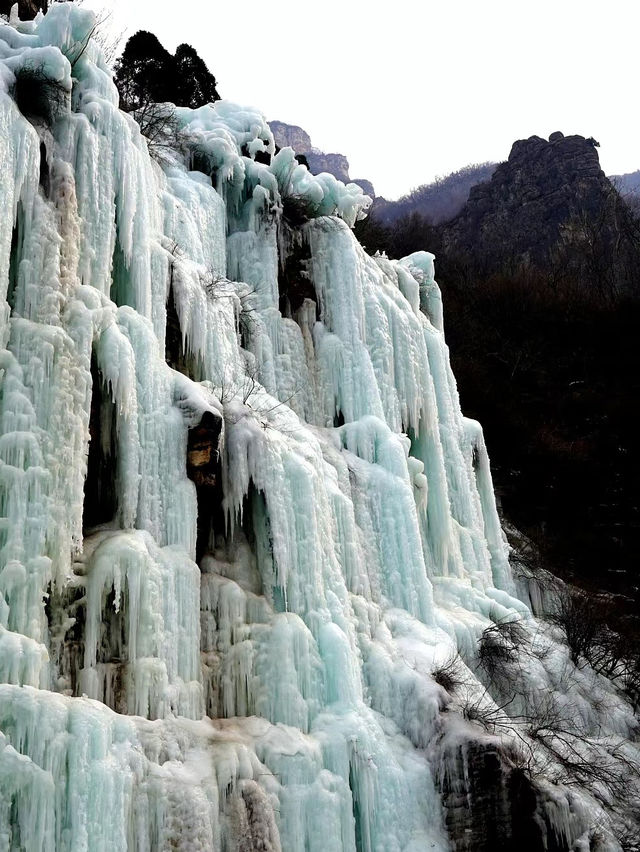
(0, 5, 638, 851)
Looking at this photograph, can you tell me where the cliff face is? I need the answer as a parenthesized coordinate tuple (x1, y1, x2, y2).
(269, 119, 312, 154)
(440, 132, 633, 284)
(269, 118, 374, 196)
(305, 149, 350, 183)
(437, 735, 569, 852)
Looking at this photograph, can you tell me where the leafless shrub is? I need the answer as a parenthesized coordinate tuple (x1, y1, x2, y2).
(458, 683, 640, 821)
(545, 587, 640, 708)
(476, 618, 527, 683)
(211, 365, 259, 409)
(546, 588, 604, 667)
(133, 101, 191, 162)
(202, 271, 231, 298)
(462, 694, 508, 730)
(240, 364, 260, 405)
(621, 657, 640, 713)
(510, 691, 638, 812)
(431, 655, 464, 694)
(532, 722, 638, 806)
(614, 817, 640, 852)
(48, 1, 121, 69)
(215, 372, 237, 405)
(90, 13, 124, 69)
(453, 603, 640, 834)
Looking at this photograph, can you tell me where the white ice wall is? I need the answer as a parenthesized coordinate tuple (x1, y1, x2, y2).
(0, 6, 636, 852)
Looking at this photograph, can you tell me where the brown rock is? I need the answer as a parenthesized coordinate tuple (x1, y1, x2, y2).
(186, 410, 222, 490)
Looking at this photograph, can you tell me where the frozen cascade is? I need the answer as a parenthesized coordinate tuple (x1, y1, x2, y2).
(0, 5, 638, 851)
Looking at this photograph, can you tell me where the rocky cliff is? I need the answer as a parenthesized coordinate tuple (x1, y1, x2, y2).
(269, 118, 374, 196)
(269, 119, 312, 154)
(440, 132, 636, 289)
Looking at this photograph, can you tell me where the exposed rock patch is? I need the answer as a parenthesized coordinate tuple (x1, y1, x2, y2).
(436, 733, 571, 852)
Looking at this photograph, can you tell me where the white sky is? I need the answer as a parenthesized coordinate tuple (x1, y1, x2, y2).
(97, 0, 640, 199)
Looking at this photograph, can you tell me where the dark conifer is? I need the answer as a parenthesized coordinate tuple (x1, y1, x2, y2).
(114, 31, 220, 112)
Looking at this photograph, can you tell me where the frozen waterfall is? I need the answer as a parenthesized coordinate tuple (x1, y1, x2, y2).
(0, 5, 638, 851)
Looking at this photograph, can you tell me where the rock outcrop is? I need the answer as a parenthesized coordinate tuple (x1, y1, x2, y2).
(269, 119, 375, 195)
(305, 150, 350, 183)
(269, 120, 312, 154)
(351, 177, 375, 198)
(440, 132, 634, 285)
(437, 734, 569, 852)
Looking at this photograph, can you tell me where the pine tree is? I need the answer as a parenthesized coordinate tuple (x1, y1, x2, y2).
(174, 44, 220, 108)
(114, 31, 220, 112)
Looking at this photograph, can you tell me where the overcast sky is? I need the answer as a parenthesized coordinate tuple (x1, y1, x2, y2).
(97, 0, 640, 199)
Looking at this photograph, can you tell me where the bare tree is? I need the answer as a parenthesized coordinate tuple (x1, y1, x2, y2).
(476, 618, 528, 684)
(132, 101, 191, 162)
(431, 655, 464, 694)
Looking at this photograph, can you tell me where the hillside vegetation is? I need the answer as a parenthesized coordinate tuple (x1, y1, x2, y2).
(372, 161, 497, 225)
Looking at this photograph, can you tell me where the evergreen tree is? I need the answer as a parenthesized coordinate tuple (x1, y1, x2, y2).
(174, 44, 220, 107)
(114, 31, 220, 112)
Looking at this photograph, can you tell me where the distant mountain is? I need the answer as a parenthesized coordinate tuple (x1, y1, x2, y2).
(610, 169, 640, 214)
(610, 169, 640, 195)
(371, 162, 498, 226)
(268, 119, 374, 196)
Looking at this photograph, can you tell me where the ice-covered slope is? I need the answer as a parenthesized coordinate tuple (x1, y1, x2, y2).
(0, 6, 637, 851)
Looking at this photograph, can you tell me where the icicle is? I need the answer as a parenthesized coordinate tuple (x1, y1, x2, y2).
(0, 5, 635, 850)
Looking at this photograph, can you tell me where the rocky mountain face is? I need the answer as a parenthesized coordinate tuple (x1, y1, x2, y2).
(269, 118, 374, 196)
(269, 120, 312, 154)
(611, 168, 640, 195)
(306, 150, 350, 183)
(440, 132, 637, 291)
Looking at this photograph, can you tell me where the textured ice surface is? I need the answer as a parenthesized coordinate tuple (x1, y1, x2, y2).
(0, 5, 637, 851)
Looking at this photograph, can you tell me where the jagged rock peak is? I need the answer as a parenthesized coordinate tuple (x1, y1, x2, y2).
(504, 132, 603, 179)
(441, 131, 624, 274)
